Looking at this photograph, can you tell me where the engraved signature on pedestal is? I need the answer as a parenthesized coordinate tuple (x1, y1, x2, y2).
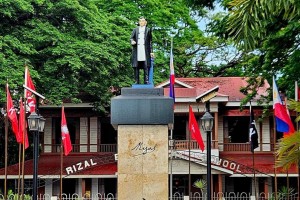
(131, 142, 157, 156)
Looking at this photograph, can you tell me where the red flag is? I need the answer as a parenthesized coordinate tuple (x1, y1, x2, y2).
(25, 67, 36, 113)
(18, 98, 29, 149)
(6, 84, 20, 141)
(61, 106, 72, 156)
(189, 105, 205, 151)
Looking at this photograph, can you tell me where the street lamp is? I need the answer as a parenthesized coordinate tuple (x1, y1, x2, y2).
(27, 112, 40, 131)
(200, 111, 214, 200)
(27, 112, 45, 200)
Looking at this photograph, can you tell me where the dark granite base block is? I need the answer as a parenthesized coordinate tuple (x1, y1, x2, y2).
(131, 84, 154, 89)
(111, 88, 174, 128)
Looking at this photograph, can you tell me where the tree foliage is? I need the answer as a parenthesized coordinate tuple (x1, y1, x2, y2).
(0, 0, 239, 164)
(0, 0, 238, 114)
(224, 0, 300, 99)
(0, 0, 134, 113)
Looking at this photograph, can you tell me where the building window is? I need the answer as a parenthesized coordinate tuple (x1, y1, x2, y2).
(99, 117, 117, 144)
(224, 116, 249, 143)
(173, 116, 187, 140)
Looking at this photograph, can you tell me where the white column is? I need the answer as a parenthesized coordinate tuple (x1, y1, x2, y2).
(99, 179, 105, 194)
(268, 177, 273, 194)
(91, 178, 98, 199)
(76, 178, 82, 196)
(221, 175, 225, 193)
(251, 178, 258, 196)
(44, 179, 53, 200)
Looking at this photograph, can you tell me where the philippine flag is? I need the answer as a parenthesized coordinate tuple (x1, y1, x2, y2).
(169, 48, 175, 101)
(273, 77, 295, 134)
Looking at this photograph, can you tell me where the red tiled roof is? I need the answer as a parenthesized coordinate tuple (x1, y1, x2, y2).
(0, 153, 117, 176)
(159, 77, 270, 101)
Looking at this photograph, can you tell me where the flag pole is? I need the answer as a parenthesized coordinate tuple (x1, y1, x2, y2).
(17, 97, 23, 200)
(169, 128, 173, 199)
(4, 82, 9, 200)
(60, 142, 63, 200)
(249, 101, 258, 199)
(60, 105, 64, 200)
(21, 104, 26, 200)
(287, 170, 289, 200)
(252, 151, 257, 199)
(21, 65, 29, 200)
(17, 143, 21, 200)
(252, 104, 257, 199)
(295, 81, 300, 200)
(4, 106, 8, 200)
(188, 104, 206, 198)
(272, 77, 278, 200)
(284, 96, 290, 200)
(188, 105, 191, 199)
(169, 37, 174, 199)
(273, 116, 278, 200)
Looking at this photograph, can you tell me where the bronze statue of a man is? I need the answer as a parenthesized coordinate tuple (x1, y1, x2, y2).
(130, 17, 154, 84)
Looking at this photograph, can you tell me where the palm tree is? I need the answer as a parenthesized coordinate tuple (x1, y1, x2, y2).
(193, 179, 207, 197)
(226, 0, 300, 51)
(276, 131, 300, 169)
(276, 100, 300, 169)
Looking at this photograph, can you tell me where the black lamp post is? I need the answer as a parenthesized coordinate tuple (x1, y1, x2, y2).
(200, 110, 214, 200)
(27, 112, 45, 200)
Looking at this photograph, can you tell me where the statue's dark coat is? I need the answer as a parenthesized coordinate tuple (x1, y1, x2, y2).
(130, 27, 152, 69)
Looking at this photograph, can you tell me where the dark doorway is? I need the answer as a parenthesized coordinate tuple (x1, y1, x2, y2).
(100, 118, 117, 144)
(233, 177, 251, 194)
(63, 179, 76, 195)
(104, 178, 117, 194)
(226, 117, 249, 143)
(173, 116, 187, 140)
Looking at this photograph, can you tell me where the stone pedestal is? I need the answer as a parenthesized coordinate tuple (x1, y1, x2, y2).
(118, 125, 169, 200)
(111, 88, 174, 200)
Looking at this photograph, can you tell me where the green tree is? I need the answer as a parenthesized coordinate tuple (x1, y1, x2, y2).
(0, 0, 239, 167)
(224, 0, 300, 98)
(0, 0, 238, 113)
(226, 0, 299, 51)
(0, 0, 133, 112)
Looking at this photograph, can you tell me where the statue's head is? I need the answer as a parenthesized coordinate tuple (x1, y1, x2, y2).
(138, 17, 147, 27)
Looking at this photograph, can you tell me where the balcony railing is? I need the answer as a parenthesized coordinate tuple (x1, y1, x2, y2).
(42, 144, 117, 153)
(174, 140, 219, 150)
(174, 140, 275, 152)
(43, 141, 275, 153)
(223, 143, 250, 151)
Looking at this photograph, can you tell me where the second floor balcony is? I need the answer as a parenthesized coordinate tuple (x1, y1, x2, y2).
(42, 140, 275, 154)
